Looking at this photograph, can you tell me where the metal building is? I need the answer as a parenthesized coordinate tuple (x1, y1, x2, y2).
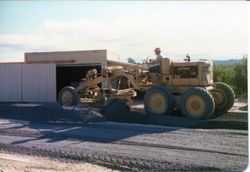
(0, 50, 107, 102)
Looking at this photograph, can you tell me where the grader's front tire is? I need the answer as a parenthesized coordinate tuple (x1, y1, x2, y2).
(210, 82, 235, 114)
(58, 86, 79, 106)
(144, 86, 174, 116)
(180, 87, 215, 119)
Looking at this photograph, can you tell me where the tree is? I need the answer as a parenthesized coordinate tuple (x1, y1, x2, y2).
(213, 55, 247, 97)
(232, 56, 247, 96)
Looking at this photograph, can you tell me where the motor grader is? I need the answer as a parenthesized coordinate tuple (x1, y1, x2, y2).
(58, 58, 235, 119)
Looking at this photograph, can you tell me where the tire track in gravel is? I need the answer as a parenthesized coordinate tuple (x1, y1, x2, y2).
(0, 129, 247, 157)
(0, 141, 223, 171)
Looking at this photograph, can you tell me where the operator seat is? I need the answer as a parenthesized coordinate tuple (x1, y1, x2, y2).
(148, 65, 160, 73)
(148, 58, 171, 74)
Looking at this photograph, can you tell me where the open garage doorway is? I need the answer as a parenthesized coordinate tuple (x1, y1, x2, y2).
(56, 64, 101, 98)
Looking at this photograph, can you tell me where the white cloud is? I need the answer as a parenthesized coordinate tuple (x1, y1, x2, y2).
(0, 5, 247, 62)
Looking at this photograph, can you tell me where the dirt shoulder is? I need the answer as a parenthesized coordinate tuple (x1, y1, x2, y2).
(0, 151, 116, 172)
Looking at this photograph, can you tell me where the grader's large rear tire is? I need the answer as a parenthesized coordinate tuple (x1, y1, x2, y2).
(180, 87, 215, 119)
(210, 82, 235, 114)
(144, 86, 174, 116)
(58, 86, 79, 106)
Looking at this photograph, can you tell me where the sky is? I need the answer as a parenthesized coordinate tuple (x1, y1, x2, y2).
(0, 1, 248, 62)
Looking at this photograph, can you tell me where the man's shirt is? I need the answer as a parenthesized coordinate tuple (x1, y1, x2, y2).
(155, 55, 163, 64)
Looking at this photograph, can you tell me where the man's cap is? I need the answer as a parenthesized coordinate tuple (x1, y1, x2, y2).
(154, 48, 161, 51)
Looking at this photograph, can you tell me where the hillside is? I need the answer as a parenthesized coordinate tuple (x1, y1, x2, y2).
(213, 59, 242, 65)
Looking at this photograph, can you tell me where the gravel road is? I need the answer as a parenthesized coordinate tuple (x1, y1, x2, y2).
(0, 119, 247, 171)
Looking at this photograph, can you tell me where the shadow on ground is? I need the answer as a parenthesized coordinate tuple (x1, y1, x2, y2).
(0, 102, 248, 131)
(2, 119, 180, 145)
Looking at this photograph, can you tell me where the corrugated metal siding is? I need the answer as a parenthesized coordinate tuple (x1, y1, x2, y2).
(22, 64, 56, 102)
(0, 64, 22, 102)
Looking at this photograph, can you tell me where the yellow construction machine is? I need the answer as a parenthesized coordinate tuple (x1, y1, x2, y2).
(58, 58, 235, 119)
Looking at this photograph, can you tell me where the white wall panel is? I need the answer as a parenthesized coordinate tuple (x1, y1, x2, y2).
(25, 50, 107, 67)
(22, 64, 56, 102)
(0, 64, 22, 102)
